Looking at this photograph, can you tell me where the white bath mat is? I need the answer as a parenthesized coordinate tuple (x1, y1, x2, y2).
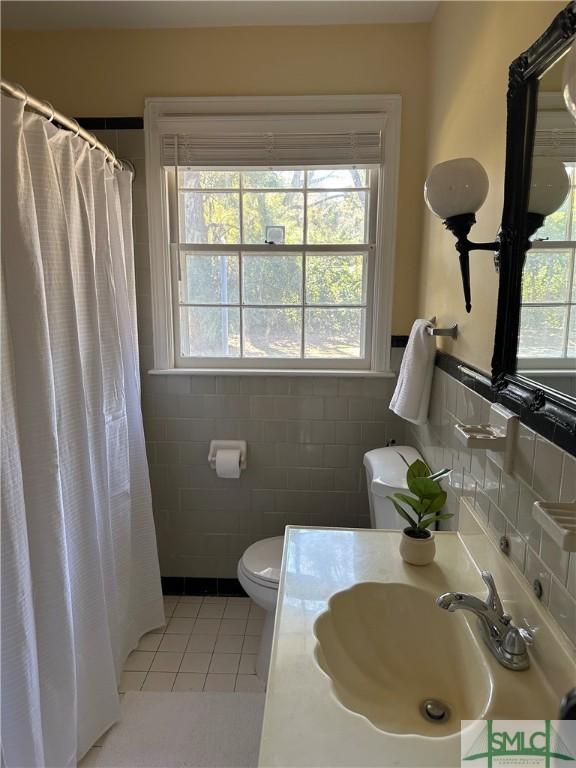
(93, 691, 265, 767)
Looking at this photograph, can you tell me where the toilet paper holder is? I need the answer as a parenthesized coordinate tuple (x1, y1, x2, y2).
(208, 440, 248, 470)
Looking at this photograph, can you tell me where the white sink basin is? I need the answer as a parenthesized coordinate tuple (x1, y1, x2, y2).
(314, 580, 561, 738)
(313, 582, 492, 736)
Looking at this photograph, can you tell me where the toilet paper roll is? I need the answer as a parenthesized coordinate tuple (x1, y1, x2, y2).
(215, 448, 242, 479)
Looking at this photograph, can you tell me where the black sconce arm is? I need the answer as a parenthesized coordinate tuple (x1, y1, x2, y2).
(443, 213, 499, 313)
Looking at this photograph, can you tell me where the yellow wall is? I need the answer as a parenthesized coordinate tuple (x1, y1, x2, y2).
(418, 1, 565, 373)
(1, 24, 430, 335)
(2, 5, 565, 358)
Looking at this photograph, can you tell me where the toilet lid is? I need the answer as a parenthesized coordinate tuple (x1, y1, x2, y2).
(241, 536, 284, 585)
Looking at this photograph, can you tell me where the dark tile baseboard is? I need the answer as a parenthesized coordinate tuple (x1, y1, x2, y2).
(161, 576, 248, 597)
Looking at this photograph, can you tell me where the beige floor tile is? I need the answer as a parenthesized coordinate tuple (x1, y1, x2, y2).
(163, 596, 179, 605)
(123, 651, 154, 672)
(158, 634, 189, 653)
(178, 596, 204, 604)
(249, 604, 266, 619)
(166, 618, 196, 634)
(173, 603, 201, 618)
(150, 652, 184, 672)
(141, 672, 177, 691)
(219, 619, 247, 635)
(242, 635, 261, 654)
(203, 673, 236, 692)
(193, 618, 221, 634)
(137, 633, 163, 652)
(214, 635, 244, 654)
(186, 634, 217, 653)
(238, 653, 257, 674)
(235, 674, 265, 692)
(119, 670, 146, 692)
(163, 602, 176, 618)
(180, 652, 212, 673)
(246, 618, 264, 636)
(202, 596, 228, 605)
(223, 604, 250, 619)
(227, 597, 251, 606)
(173, 673, 206, 692)
(209, 653, 240, 674)
(198, 604, 226, 619)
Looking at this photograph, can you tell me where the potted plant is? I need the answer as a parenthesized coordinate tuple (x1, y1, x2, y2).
(388, 455, 453, 565)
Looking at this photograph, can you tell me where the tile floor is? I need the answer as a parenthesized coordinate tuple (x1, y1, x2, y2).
(120, 595, 266, 694)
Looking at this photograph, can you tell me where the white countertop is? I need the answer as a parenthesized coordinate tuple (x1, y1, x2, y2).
(258, 513, 576, 768)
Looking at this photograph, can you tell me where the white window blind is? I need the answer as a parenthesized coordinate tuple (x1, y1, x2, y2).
(534, 110, 576, 162)
(161, 129, 383, 167)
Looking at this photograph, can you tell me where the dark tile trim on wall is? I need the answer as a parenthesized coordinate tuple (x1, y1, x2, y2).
(436, 351, 576, 457)
(162, 576, 248, 597)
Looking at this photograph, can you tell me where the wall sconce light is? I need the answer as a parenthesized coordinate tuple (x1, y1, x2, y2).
(424, 156, 570, 313)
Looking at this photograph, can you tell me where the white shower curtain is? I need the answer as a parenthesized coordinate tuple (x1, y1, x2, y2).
(1, 96, 165, 768)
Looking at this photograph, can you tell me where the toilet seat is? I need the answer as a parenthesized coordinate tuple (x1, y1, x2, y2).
(239, 536, 283, 588)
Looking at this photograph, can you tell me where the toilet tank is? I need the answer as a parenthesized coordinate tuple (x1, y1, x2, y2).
(363, 445, 424, 529)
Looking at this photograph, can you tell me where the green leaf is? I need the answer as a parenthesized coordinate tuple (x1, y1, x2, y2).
(406, 459, 431, 483)
(407, 476, 441, 499)
(419, 513, 454, 529)
(390, 498, 418, 528)
(424, 491, 447, 515)
(393, 492, 424, 515)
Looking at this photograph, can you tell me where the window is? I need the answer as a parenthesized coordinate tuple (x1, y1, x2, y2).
(145, 96, 401, 372)
(519, 160, 576, 366)
(175, 166, 376, 363)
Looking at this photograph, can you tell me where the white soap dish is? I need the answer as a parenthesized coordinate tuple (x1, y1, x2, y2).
(454, 423, 507, 450)
(454, 404, 519, 474)
(532, 501, 576, 552)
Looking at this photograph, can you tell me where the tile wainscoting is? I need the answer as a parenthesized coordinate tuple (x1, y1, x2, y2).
(407, 365, 576, 646)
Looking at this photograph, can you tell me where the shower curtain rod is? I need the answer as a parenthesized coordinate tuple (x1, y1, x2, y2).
(1, 78, 126, 171)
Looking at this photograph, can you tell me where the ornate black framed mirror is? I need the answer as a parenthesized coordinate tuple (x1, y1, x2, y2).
(492, 1, 576, 454)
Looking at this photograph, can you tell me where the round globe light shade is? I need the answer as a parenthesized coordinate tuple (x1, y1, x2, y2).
(424, 158, 489, 220)
(563, 41, 576, 124)
(529, 157, 570, 216)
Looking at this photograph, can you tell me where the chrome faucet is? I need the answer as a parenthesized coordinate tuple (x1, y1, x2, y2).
(436, 571, 533, 671)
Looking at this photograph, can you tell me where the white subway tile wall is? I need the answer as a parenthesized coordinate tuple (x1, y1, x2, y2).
(407, 367, 576, 648)
(102, 128, 407, 579)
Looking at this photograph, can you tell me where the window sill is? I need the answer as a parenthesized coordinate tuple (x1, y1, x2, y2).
(148, 368, 396, 378)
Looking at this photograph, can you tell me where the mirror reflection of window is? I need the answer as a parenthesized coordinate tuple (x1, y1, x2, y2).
(518, 82, 576, 395)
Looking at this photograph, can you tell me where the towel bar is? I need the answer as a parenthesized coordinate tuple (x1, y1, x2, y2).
(427, 317, 458, 339)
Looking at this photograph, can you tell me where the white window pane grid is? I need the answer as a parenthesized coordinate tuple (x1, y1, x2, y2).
(520, 160, 576, 361)
(173, 167, 375, 362)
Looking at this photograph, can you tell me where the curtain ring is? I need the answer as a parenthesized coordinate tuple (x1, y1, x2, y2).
(88, 133, 98, 150)
(13, 83, 29, 108)
(70, 118, 81, 138)
(43, 100, 55, 123)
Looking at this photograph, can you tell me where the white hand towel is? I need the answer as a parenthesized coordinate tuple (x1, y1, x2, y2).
(389, 319, 436, 425)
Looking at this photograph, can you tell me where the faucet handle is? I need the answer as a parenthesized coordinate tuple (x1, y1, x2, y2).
(481, 571, 504, 616)
(502, 625, 534, 657)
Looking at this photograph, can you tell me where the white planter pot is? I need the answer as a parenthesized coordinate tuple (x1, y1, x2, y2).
(399, 528, 436, 566)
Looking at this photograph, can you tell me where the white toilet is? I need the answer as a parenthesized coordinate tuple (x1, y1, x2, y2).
(237, 536, 284, 680)
(363, 444, 424, 528)
(237, 445, 423, 681)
